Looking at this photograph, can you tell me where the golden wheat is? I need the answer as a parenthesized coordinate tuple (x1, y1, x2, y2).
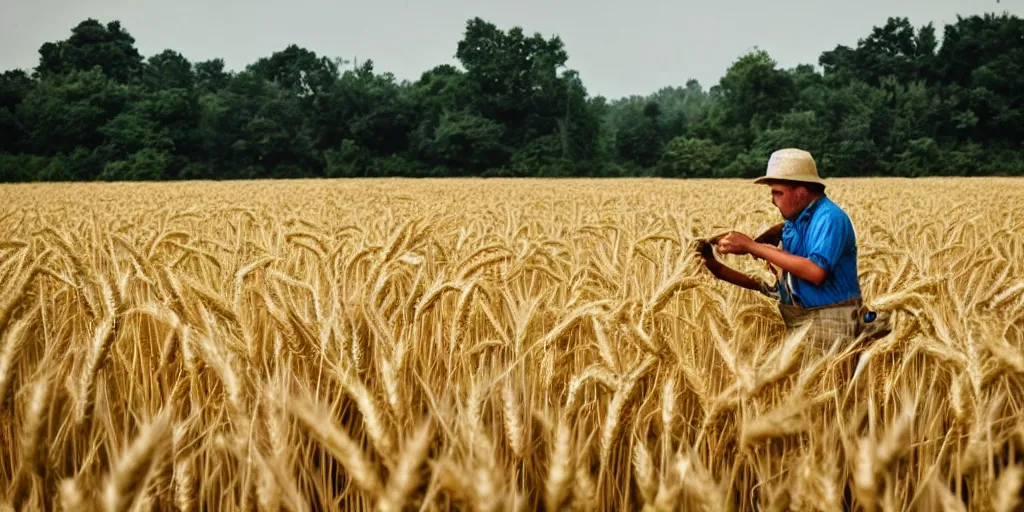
(0, 177, 1022, 510)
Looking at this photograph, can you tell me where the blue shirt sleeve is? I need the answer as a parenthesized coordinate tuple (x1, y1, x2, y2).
(805, 207, 854, 274)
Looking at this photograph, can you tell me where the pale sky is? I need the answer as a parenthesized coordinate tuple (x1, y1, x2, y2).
(1, 0, 1020, 99)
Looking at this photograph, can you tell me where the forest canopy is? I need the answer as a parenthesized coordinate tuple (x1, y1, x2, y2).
(1, 13, 1022, 181)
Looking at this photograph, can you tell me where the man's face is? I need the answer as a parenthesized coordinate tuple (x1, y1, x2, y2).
(769, 182, 808, 220)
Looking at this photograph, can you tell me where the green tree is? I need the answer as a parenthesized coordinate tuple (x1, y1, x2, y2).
(142, 50, 195, 91)
(431, 110, 507, 174)
(713, 49, 798, 147)
(36, 19, 143, 83)
(99, 147, 172, 180)
(0, 70, 34, 152)
(17, 68, 127, 157)
(248, 45, 338, 99)
(819, 17, 935, 86)
(754, 110, 827, 162)
(3, 14, 1024, 182)
(614, 101, 664, 169)
(194, 59, 231, 93)
(454, 18, 597, 173)
(658, 137, 722, 177)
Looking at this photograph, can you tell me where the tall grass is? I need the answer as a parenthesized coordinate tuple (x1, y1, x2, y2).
(1, 177, 1022, 511)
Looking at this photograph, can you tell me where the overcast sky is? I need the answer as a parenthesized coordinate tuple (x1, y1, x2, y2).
(1, 0, 1020, 99)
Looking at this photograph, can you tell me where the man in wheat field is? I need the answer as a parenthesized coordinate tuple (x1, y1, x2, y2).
(697, 148, 874, 353)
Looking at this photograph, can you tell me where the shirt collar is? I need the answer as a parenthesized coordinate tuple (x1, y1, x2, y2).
(790, 195, 827, 225)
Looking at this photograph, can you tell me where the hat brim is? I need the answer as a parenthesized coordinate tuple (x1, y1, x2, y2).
(753, 176, 826, 186)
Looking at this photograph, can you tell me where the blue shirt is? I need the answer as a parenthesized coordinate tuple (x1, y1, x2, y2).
(776, 196, 861, 308)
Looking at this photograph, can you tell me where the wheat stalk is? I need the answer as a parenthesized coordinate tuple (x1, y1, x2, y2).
(287, 394, 383, 495)
(378, 419, 433, 512)
(102, 408, 173, 512)
(9, 375, 53, 510)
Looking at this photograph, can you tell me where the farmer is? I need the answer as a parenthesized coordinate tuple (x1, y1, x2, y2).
(697, 148, 872, 352)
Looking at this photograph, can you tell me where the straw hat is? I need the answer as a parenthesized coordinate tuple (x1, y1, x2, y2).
(752, 148, 825, 186)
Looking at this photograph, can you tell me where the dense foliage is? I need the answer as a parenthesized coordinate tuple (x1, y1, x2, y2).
(1, 14, 1022, 181)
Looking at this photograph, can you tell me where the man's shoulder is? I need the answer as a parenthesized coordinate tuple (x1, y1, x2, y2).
(807, 197, 856, 241)
(813, 196, 852, 223)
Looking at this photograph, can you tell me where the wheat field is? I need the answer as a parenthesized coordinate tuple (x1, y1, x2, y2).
(1, 177, 1023, 511)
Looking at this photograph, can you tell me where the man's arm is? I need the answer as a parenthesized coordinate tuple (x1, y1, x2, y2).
(704, 258, 766, 291)
(696, 240, 765, 291)
(717, 232, 828, 287)
(750, 209, 853, 288)
(753, 222, 784, 246)
(747, 243, 826, 286)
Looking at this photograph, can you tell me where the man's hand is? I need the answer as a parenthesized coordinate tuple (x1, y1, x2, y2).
(696, 239, 714, 260)
(695, 240, 720, 270)
(703, 228, 829, 288)
(716, 231, 755, 255)
(693, 237, 765, 292)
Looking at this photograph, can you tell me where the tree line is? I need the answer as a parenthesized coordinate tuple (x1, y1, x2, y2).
(1, 13, 1022, 181)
